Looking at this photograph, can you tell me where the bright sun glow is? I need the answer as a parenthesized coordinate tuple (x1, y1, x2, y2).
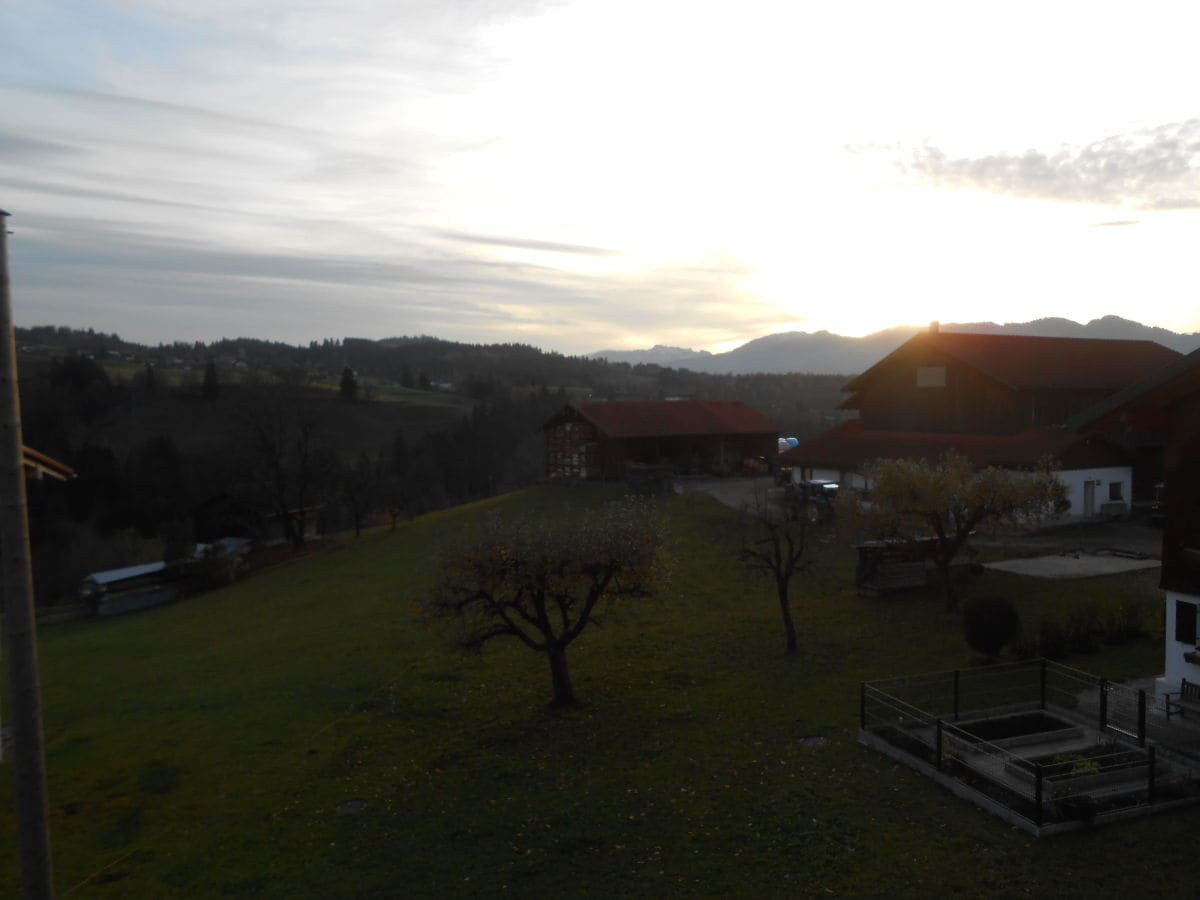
(6, 0, 1200, 351)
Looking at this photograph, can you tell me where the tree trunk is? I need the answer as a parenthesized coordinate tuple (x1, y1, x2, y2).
(547, 646, 578, 708)
(939, 559, 957, 612)
(777, 579, 797, 655)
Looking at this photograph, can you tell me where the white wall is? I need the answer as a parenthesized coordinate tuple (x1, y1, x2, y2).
(798, 467, 869, 490)
(1056, 466, 1133, 519)
(1160, 590, 1200, 700)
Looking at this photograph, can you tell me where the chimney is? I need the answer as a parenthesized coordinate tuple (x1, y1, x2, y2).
(929, 320, 940, 334)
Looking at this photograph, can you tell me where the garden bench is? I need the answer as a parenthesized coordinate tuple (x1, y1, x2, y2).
(1165, 678, 1200, 719)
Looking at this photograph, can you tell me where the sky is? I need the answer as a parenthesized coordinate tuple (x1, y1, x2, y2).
(3, 1, 1200, 355)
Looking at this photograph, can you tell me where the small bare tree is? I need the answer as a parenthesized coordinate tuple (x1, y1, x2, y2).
(738, 496, 814, 656)
(426, 501, 661, 707)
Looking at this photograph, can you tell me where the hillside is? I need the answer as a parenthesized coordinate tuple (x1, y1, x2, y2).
(14, 325, 850, 607)
(0, 486, 1188, 896)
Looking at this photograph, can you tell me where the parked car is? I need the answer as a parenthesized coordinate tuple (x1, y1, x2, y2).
(787, 478, 839, 523)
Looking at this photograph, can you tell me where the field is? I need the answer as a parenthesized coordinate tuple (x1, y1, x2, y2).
(0, 485, 1194, 897)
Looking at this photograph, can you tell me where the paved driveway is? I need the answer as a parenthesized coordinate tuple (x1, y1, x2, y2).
(678, 475, 776, 510)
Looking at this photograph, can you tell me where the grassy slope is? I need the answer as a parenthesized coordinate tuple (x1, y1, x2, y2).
(0, 487, 1193, 897)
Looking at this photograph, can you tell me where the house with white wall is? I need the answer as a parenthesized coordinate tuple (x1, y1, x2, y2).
(1070, 348, 1200, 697)
(783, 418, 1131, 520)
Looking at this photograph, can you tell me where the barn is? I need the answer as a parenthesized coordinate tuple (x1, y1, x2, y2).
(780, 327, 1181, 516)
(542, 400, 777, 479)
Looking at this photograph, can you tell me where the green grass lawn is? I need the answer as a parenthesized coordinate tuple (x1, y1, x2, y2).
(0, 487, 1193, 897)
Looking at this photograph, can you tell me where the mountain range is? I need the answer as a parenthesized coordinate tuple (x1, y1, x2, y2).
(591, 316, 1200, 376)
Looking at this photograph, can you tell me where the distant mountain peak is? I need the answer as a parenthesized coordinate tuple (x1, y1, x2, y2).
(588, 345, 711, 366)
(604, 316, 1200, 376)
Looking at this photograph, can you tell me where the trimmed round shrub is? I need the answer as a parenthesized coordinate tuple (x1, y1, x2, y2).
(963, 594, 1022, 657)
(1038, 620, 1069, 660)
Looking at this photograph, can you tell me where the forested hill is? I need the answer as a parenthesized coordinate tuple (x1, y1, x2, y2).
(14, 326, 849, 437)
(14, 325, 848, 607)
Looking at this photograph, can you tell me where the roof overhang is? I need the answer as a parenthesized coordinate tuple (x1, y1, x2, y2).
(21, 446, 75, 482)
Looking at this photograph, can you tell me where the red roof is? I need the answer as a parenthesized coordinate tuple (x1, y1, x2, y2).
(547, 400, 776, 438)
(845, 332, 1181, 393)
(779, 419, 1118, 469)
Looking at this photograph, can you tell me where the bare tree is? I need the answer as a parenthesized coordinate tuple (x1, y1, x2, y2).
(338, 450, 377, 537)
(234, 386, 336, 547)
(738, 495, 814, 655)
(426, 501, 661, 707)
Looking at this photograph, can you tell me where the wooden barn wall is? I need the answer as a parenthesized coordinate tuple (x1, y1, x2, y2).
(545, 418, 601, 478)
(1057, 439, 1129, 470)
(596, 432, 777, 476)
(855, 344, 1123, 433)
(855, 347, 1021, 434)
(1020, 389, 1113, 427)
(1162, 395, 1200, 595)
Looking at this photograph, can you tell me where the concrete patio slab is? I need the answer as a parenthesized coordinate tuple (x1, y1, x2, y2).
(983, 553, 1161, 579)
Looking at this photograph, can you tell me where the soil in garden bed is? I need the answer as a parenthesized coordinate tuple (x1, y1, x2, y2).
(957, 712, 1073, 743)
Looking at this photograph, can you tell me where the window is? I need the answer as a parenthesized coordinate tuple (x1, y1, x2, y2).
(1109, 482, 1123, 502)
(1176, 600, 1198, 644)
(916, 366, 946, 388)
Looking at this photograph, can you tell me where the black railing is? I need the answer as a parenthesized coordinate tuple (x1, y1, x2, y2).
(859, 659, 1200, 831)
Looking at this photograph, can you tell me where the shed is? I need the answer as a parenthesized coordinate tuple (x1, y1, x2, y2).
(79, 561, 180, 617)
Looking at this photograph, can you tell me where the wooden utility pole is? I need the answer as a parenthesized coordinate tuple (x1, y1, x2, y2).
(0, 209, 55, 898)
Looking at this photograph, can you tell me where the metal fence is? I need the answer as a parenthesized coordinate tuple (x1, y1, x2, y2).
(860, 659, 1200, 832)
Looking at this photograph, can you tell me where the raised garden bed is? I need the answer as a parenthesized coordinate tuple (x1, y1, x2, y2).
(954, 712, 1083, 751)
(1004, 743, 1152, 795)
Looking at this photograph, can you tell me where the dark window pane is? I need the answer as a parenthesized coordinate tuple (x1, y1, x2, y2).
(1176, 600, 1197, 644)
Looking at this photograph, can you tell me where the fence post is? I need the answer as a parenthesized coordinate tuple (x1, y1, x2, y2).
(953, 670, 960, 722)
(1099, 678, 1108, 733)
(936, 719, 944, 771)
(1138, 690, 1147, 747)
(1034, 763, 1044, 827)
(1148, 745, 1156, 804)
(1039, 659, 1047, 710)
(860, 682, 866, 730)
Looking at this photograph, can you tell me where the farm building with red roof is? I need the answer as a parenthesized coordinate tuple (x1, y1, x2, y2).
(781, 327, 1181, 519)
(542, 400, 777, 479)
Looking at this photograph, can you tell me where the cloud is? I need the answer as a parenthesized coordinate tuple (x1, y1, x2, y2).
(6, 210, 776, 353)
(435, 229, 619, 256)
(0, 130, 80, 161)
(0, 176, 229, 213)
(8, 84, 319, 137)
(906, 118, 1200, 208)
